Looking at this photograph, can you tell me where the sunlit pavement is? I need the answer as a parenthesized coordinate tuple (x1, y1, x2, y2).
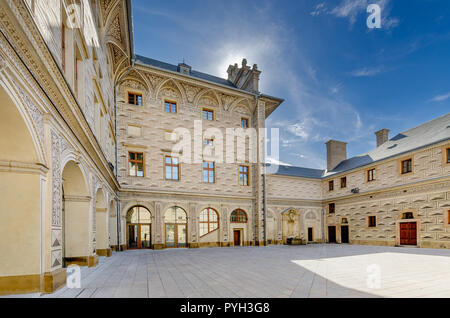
(5, 244, 450, 298)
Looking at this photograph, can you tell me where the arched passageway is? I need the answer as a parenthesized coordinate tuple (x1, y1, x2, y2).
(126, 206, 152, 249)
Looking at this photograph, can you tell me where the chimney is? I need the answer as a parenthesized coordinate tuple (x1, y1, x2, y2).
(375, 129, 390, 147)
(326, 140, 347, 171)
(177, 62, 191, 75)
(227, 58, 261, 93)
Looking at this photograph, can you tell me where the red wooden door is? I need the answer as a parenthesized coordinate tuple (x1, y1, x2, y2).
(233, 230, 241, 246)
(400, 222, 417, 245)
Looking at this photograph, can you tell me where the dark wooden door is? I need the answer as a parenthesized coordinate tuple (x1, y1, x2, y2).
(328, 226, 336, 243)
(233, 230, 241, 246)
(341, 226, 349, 243)
(400, 222, 417, 245)
(308, 228, 313, 242)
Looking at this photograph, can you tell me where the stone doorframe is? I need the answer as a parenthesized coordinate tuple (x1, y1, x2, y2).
(395, 209, 421, 247)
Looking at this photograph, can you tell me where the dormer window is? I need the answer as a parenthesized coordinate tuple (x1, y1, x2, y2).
(178, 62, 191, 75)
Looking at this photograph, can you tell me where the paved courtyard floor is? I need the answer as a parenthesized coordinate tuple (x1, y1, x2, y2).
(6, 244, 450, 298)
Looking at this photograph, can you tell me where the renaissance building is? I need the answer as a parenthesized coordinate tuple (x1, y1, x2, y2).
(0, 0, 449, 295)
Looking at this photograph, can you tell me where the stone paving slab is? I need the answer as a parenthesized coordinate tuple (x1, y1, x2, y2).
(2, 244, 450, 298)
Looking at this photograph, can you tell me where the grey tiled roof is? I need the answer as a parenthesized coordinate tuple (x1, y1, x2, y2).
(325, 112, 450, 176)
(268, 112, 450, 179)
(267, 164, 325, 179)
(135, 55, 237, 88)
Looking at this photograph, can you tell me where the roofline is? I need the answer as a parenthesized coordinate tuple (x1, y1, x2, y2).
(133, 58, 284, 104)
(323, 136, 450, 179)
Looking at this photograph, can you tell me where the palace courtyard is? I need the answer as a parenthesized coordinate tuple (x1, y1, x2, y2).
(4, 245, 450, 298)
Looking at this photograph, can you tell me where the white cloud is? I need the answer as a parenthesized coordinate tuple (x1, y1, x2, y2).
(350, 66, 385, 77)
(429, 92, 450, 102)
(310, 3, 327, 16)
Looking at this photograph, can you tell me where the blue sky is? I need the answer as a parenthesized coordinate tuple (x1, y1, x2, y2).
(132, 0, 450, 169)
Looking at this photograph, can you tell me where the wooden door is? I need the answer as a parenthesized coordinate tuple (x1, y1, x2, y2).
(233, 230, 241, 246)
(400, 222, 417, 245)
(328, 226, 336, 243)
(341, 225, 349, 243)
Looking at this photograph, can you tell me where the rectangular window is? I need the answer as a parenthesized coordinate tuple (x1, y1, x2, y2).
(128, 152, 144, 177)
(329, 180, 334, 191)
(367, 168, 375, 182)
(239, 165, 249, 186)
(203, 161, 215, 183)
(165, 156, 179, 180)
(368, 216, 377, 228)
(447, 148, 450, 163)
(241, 118, 249, 128)
(448, 210, 450, 225)
(164, 100, 177, 113)
(128, 93, 143, 106)
(340, 177, 347, 188)
(202, 108, 214, 121)
(329, 203, 335, 214)
(401, 158, 412, 174)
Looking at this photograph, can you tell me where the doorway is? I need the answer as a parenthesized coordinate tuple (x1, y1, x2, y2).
(328, 226, 336, 243)
(126, 206, 152, 249)
(341, 225, 349, 243)
(233, 229, 241, 246)
(164, 207, 187, 248)
(400, 222, 417, 246)
(308, 227, 313, 242)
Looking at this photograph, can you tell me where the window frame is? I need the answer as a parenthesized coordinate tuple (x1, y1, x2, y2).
(231, 209, 248, 223)
(128, 92, 143, 106)
(368, 216, 377, 228)
(238, 165, 250, 186)
(164, 155, 180, 181)
(367, 168, 376, 182)
(203, 161, 215, 183)
(202, 108, 215, 121)
(328, 180, 334, 191)
(128, 151, 144, 177)
(340, 177, 347, 188)
(328, 203, 335, 214)
(447, 147, 450, 164)
(400, 158, 413, 175)
(164, 100, 177, 113)
(241, 117, 249, 128)
(199, 208, 219, 237)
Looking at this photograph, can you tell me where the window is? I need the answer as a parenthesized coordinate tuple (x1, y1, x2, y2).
(231, 209, 247, 223)
(199, 208, 219, 237)
(340, 177, 347, 188)
(401, 158, 412, 174)
(128, 152, 144, 177)
(328, 203, 335, 214)
(128, 92, 143, 106)
(165, 156, 179, 180)
(203, 161, 215, 183)
(239, 165, 249, 186)
(329, 180, 334, 191)
(204, 139, 214, 147)
(202, 108, 214, 120)
(448, 210, 450, 225)
(164, 100, 177, 113)
(402, 212, 414, 220)
(368, 216, 377, 228)
(241, 118, 249, 128)
(367, 168, 375, 182)
(447, 148, 450, 163)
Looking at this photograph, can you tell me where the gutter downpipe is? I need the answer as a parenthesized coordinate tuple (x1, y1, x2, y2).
(114, 58, 135, 251)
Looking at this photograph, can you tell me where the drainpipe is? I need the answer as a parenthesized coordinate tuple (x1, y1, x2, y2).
(114, 58, 136, 251)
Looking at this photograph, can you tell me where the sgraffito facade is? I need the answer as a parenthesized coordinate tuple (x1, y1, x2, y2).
(0, 0, 449, 296)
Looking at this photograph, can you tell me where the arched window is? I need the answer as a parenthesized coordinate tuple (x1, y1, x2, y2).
(199, 208, 219, 237)
(127, 206, 151, 224)
(231, 209, 247, 223)
(164, 206, 187, 224)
